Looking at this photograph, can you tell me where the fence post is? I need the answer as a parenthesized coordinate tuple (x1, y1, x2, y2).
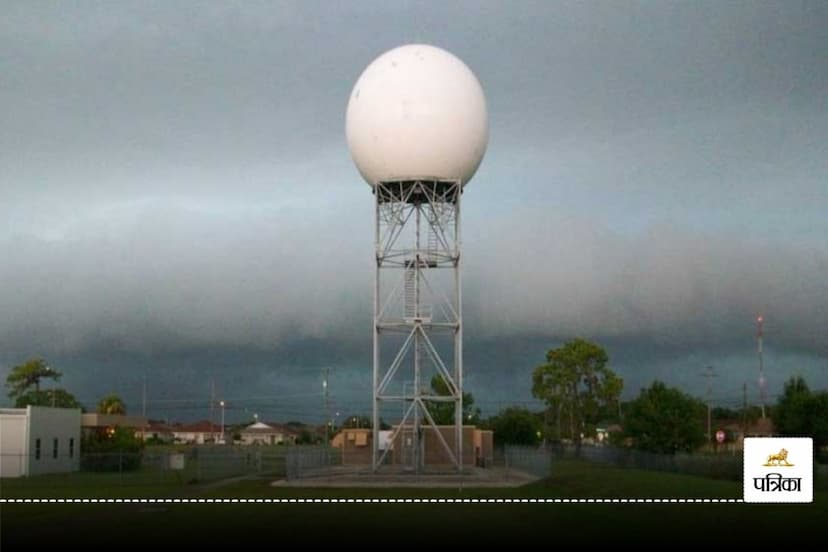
(505, 446, 510, 481)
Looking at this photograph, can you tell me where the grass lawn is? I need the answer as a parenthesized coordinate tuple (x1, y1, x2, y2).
(2, 461, 824, 545)
(0, 470, 188, 498)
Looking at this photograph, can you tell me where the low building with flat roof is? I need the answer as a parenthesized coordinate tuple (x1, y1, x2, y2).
(0, 406, 81, 478)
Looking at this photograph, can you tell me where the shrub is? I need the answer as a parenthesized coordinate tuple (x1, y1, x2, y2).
(81, 427, 144, 471)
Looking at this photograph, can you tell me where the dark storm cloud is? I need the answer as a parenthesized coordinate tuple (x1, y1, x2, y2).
(0, 194, 373, 354)
(1, 1, 826, 407)
(465, 210, 828, 355)
(1, 200, 825, 357)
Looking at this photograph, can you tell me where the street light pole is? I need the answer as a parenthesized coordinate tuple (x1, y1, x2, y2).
(757, 315, 766, 419)
(701, 366, 717, 443)
(219, 400, 225, 444)
(323, 368, 330, 445)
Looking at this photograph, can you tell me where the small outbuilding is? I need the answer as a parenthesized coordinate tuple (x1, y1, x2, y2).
(0, 406, 81, 478)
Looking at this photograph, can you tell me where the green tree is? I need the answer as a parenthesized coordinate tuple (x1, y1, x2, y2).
(532, 338, 623, 446)
(5, 358, 82, 409)
(341, 415, 373, 429)
(487, 407, 542, 446)
(295, 429, 315, 445)
(97, 394, 126, 415)
(426, 375, 481, 426)
(14, 389, 83, 409)
(624, 381, 706, 454)
(81, 426, 144, 472)
(5, 358, 62, 399)
(775, 376, 811, 435)
(775, 377, 828, 451)
(711, 406, 739, 420)
(812, 393, 828, 456)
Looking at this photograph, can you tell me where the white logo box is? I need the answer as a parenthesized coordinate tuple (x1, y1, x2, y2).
(744, 437, 813, 503)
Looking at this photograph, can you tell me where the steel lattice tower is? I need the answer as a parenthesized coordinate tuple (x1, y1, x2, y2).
(372, 179, 464, 473)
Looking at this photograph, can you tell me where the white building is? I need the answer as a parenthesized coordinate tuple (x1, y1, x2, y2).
(239, 422, 295, 445)
(171, 421, 223, 444)
(135, 420, 175, 443)
(0, 406, 82, 478)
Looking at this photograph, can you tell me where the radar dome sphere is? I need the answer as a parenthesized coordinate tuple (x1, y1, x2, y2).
(346, 44, 488, 187)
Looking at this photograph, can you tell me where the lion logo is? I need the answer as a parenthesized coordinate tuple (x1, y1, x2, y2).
(763, 448, 794, 467)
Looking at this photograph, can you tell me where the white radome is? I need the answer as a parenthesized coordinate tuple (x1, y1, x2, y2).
(346, 44, 488, 187)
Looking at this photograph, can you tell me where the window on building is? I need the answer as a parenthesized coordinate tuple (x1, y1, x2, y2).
(53, 438, 59, 459)
(35, 438, 41, 460)
(69, 438, 75, 459)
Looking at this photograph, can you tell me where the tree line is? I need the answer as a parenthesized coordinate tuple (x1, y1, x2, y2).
(470, 338, 827, 456)
(7, 347, 827, 458)
(5, 357, 126, 415)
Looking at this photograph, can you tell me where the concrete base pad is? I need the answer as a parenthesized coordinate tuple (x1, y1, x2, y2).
(272, 466, 539, 487)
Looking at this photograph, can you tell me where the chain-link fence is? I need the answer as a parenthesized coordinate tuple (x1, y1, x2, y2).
(546, 444, 743, 481)
(281, 445, 551, 482)
(0, 445, 291, 496)
(285, 445, 341, 480)
(10, 444, 820, 492)
(544, 443, 828, 491)
(498, 445, 553, 478)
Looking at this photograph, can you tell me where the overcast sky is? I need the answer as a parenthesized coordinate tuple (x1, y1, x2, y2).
(2, 1, 826, 422)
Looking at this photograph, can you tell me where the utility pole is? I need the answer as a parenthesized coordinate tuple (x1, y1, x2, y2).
(701, 366, 718, 443)
(757, 315, 766, 419)
(142, 374, 147, 441)
(742, 382, 748, 438)
(556, 402, 562, 442)
(209, 377, 216, 431)
(219, 400, 225, 444)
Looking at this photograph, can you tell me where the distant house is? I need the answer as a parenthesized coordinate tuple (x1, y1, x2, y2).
(81, 413, 147, 439)
(0, 406, 81, 478)
(172, 421, 223, 444)
(136, 420, 176, 443)
(331, 428, 373, 464)
(595, 423, 623, 445)
(239, 422, 298, 445)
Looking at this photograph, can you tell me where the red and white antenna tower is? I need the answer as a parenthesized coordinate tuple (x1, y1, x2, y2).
(757, 315, 766, 419)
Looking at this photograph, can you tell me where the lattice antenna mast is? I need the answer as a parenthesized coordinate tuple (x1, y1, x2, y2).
(372, 179, 464, 473)
(757, 315, 766, 419)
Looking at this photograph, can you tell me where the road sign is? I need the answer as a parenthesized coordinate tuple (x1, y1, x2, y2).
(716, 430, 726, 443)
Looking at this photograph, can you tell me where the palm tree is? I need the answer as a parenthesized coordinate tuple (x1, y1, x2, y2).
(97, 394, 126, 415)
(5, 358, 61, 399)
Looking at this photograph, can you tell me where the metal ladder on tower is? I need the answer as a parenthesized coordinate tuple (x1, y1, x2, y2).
(404, 263, 416, 320)
(426, 220, 439, 265)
